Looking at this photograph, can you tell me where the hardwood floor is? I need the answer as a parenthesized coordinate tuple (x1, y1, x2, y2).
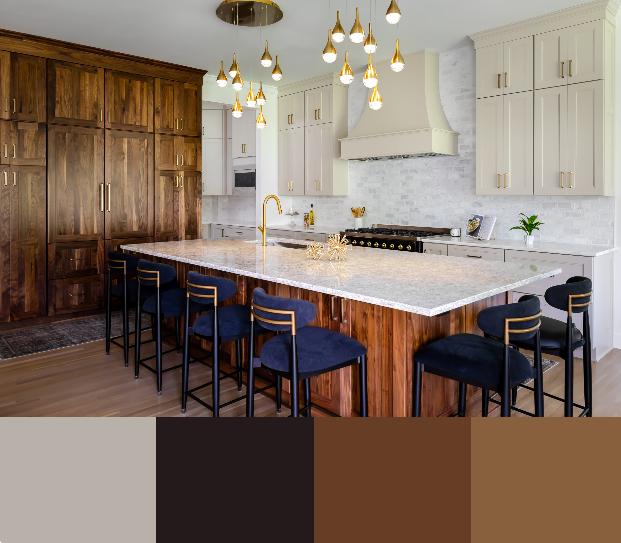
(0, 332, 288, 417)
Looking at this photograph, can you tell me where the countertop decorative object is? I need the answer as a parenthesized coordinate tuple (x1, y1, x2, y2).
(305, 241, 324, 260)
(266, 223, 348, 234)
(510, 213, 544, 245)
(121, 238, 561, 317)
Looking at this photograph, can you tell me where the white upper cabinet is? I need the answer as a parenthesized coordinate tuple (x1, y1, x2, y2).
(535, 30, 568, 90)
(279, 91, 304, 131)
(202, 138, 224, 195)
(503, 91, 533, 195)
(503, 37, 534, 94)
(476, 43, 504, 99)
(476, 95, 504, 194)
(567, 21, 604, 85)
(304, 123, 334, 195)
(202, 109, 223, 139)
(305, 86, 333, 126)
(278, 126, 304, 195)
(232, 110, 256, 159)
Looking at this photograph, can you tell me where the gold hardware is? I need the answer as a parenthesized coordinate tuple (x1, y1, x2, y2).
(561, 62, 564, 78)
(568, 291, 592, 317)
(497, 173, 501, 189)
(352, 240, 357, 245)
(137, 268, 161, 288)
(176, 118, 179, 130)
(181, 154, 184, 166)
(318, 179, 321, 191)
(70, 257, 85, 261)
(108, 110, 111, 123)
(374, 242, 379, 248)
(107, 183, 111, 212)
(251, 302, 297, 336)
(176, 154, 179, 166)
(4, 97, 6, 112)
(13, 172, 16, 186)
(176, 175, 179, 188)
(504, 173, 507, 188)
(100, 183, 104, 211)
(3, 144, 6, 158)
(561, 172, 564, 188)
(382, 243, 386, 249)
(569, 60, 572, 77)
(398, 244, 403, 250)
(181, 119, 184, 130)
(498, 74, 501, 88)
(503, 310, 543, 344)
(389, 243, 394, 249)
(236, 231, 243, 234)
(257, 194, 282, 246)
(505, 72, 507, 87)
(12, 144, 15, 159)
(367, 241, 372, 247)
(406, 245, 412, 251)
(100, 109, 103, 122)
(3, 171, 6, 186)
(341, 298, 347, 323)
(569, 172, 572, 188)
(330, 297, 337, 321)
(180, 175, 184, 188)
(318, 108, 321, 119)
(467, 255, 482, 258)
(13, 98, 16, 113)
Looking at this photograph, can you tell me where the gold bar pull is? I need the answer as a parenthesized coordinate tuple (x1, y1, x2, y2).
(315, 109, 317, 120)
(13, 172, 16, 186)
(181, 119, 184, 130)
(504, 173, 507, 188)
(330, 297, 338, 321)
(107, 183, 111, 212)
(176, 118, 179, 130)
(180, 175, 183, 188)
(3, 171, 6, 186)
(108, 110, 111, 123)
(176, 175, 179, 188)
(291, 181, 293, 191)
(12, 144, 15, 159)
(13, 98, 16, 113)
(497, 74, 501, 88)
(318, 108, 321, 119)
(497, 173, 500, 188)
(569, 60, 572, 77)
(341, 298, 347, 323)
(561, 172, 564, 188)
(181, 154, 184, 167)
(561, 62, 564, 78)
(100, 183, 104, 211)
(100, 109, 103, 122)
(176, 154, 178, 166)
(504, 72, 507, 87)
(4, 97, 6, 112)
(3, 143, 6, 158)
(467, 255, 483, 258)
(569, 172, 572, 188)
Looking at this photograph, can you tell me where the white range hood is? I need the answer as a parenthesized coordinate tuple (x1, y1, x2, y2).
(340, 49, 459, 161)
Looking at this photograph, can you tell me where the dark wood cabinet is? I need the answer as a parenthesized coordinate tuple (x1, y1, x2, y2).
(48, 274, 103, 316)
(47, 60, 104, 128)
(155, 134, 178, 171)
(154, 78, 177, 135)
(105, 70, 153, 132)
(0, 121, 46, 166)
(0, 51, 10, 121)
(48, 241, 101, 280)
(179, 137, 201, 172)
(0, 166, 9, 322)
(154, 170, 180, 242)
(104, 130, 154, 240)
(11, 53, 46, 123)
(179, 82, 201, 137)
(180, 171, 201, 239)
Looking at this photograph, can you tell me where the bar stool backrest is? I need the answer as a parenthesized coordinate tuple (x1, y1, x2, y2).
(137, 260, 176, 287)
(545, 276, 592, 316)
(252, 288, 316, 332)
(108, 251, 139, 274)
(477, 296, 541, 343)
(187, 271, 236, 305)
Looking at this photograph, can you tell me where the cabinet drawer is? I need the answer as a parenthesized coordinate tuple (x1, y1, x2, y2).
(423, 243, 448, 256)
(225, 226, 255, 239)
(49, 242, 101, 279)
(448, 245, 505, 261)
(266, 228, 296, 239)
(48, 275, 103, 316)
(297, 232, 327, 243)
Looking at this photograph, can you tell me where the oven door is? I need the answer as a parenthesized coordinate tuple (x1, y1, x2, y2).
(233, 168, 256, 195)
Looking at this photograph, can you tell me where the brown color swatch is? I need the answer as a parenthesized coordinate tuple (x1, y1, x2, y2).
(314, 418, 471, 542)
(472, 418, 621, 543)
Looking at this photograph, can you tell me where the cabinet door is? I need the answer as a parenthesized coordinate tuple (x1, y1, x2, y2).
(11, 53, 46, 123)
(503, 37, 533, 94)
(49, 241, 100, 280)
(154, 170, 179, 242)
(202, 108, 223, 138)
(0, 165, 9, 322)
(179, 82, 201, 137)
(10, 166, 46, 320)
(567, 80, 603, 195)
(244, 110, 256, 157)
(155, 133, 178, 171)
(304, 125, 320, 193)
(48, 125, 105, 244)
(11, 122, 46, 166)
(180, 172, 201, 239)
(475, 95, 504, 195)
(180, 136, 201, 172)
(105, 70, 153, 132)
(476, 43, 504, 99)
(278, 129, 290, 195)
(0, 51, 10, 121)
(201, 139, 224, 195)
(503, 91, 533, 195)
(105, 131, 154, 239)
(290, 127, 305, 196)
(306, 87, 332, 126)
(305, 88, 320, 126)
(534, 87, 567, 195)
(154, 78, 178, 135)
(567, 21, 604, 85)
(278, 94, 291, 131)
(48, 275, 103, 316)
(317, 123, 334, 194)
(291, 91, 305, 129)
(231, 116, 245, 159)
(535, 30, 568, 90)
(47, 60, 104, 127)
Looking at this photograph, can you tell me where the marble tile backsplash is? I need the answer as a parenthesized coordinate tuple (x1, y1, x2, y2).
(202, 194, 256, 226)
(289, 45, 615, 246)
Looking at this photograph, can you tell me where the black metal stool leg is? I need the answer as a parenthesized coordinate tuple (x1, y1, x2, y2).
(583, 311, 593, 417)
(246, 328, 255, 418)
(276, 375, 282, 414)
(533, 331, 544, 417)
(304, 379, 311, 417)
(511, 386, 518, 407)
(105, 270, 112, 355)
(291, 337, 300, 417)
(481, 389, 489, 417)
(122, 275, 129, 367)
(181, 302, 191, 414)
(134, 295, 142, 379)
(175, 316, 181, 354)
(413, 359, 422, 417)
(458, 382, 467, 417)
(155, 296, 162, 396)
(235, 339, 243, 391)
(501, 345, 511, 417)
(213, 335, 220, 417)
(564, 318, 574, 417)
(360, 354, 368, 417)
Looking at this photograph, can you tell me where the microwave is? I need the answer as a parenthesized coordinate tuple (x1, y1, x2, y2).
(233, 167, 256, 194)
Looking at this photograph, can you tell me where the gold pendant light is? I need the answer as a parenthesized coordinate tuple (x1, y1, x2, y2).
(349, 7, 365, 44)
(363, 23, 377, 54)
(229, 52, 238, 78)
(272, 55, 282, 81)
(256, 81, 266, 106)
(256, 105, 266, 129)
(332, 10, 345, 43)
(386, 0, 401, 24)
(391, 39, 405, 72)
(339, 51, 354, 84)
(232, 92, 243, 118)
(363, 54, 378, 88)
(216, 61, 228, 87)
(246, 81, 256, 107)
(322, 29, 337, 64)
(369, 86, 383, 110)
(261, 40, 273, 67)
(232, 68, 244, 91)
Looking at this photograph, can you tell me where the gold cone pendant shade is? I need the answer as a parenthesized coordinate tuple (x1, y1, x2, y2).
(391, 39, 405, 72)
(350, 7, 365, 44)
(369, 86, 383, 110)
(364, 23, 377, 54)
(272, 55, 282, 81)
(332, 10, 345, 43)
(232, 69, 244, 91)
(386, 0, 401, 24)
(256, 81, 266, 106)
(363, 54, 378, 88)
(256, 105, 266, 129)
(246, 81, 256, 107)
(232, 92, 243, 118)
(261, 40, 273, 67)
(322, 29, 337, 64)
(229, 53, 238, 78)
(339, 51, 354, 84)
(216, 61, 228, 87)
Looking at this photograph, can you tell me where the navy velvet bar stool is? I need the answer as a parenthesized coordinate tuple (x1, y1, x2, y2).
(247, 288, 368, 418)
(502, 277, 593, 417)
(181, 272, 271, 417)
(413, 297, 543, 417)
(135, 260, 205, 395)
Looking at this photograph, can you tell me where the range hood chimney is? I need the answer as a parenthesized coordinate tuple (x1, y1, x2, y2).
(340, 49, 459, 161)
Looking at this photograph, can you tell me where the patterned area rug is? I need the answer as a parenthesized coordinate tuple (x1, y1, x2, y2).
(521, 353, 559, 387)
(0, 312, 152, 360)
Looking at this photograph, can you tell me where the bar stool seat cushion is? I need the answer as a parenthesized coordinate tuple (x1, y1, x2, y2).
(143, 288, 210, 318)
(414, 333, 534, 390)
(511, 316, 584, 351)
(259, 326, 366, 380)
(191, 304, 269, 342)
(112, 278, 177, 303)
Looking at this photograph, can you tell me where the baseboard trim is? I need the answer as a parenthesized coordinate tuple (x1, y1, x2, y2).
(614, 333, 621, 350)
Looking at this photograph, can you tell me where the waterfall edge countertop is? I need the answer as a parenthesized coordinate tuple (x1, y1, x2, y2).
(121, 238, 561, 317)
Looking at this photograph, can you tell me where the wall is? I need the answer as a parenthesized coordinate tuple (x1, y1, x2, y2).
(614, 15, 621, 349)
(283, 45, 616, 246)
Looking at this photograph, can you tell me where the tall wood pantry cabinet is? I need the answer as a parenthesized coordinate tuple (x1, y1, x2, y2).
(471, 1, 616, 196)
(0, 27, 205, 327)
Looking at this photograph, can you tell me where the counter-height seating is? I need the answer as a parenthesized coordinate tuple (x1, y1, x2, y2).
(413, 297, 544, 417)
(181, 272, 271, 417)
(247, 288, 368, 418)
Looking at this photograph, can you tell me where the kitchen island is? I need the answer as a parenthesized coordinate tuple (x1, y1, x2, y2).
(121, 238, 561, 417)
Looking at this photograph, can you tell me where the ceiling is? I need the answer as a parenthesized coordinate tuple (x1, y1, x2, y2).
(1, 0, 594, 86)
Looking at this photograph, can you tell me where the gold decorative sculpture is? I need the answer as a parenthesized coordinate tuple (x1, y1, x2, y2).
(305, 241, 325, 260)
(325, 234, 350, 261)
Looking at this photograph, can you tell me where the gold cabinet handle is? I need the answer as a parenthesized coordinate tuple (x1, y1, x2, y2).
(504, 173, 507, 188)
(467, 255, 482, 258)
(569, 60, 572, 77)
(100, 183, 104, 211)
(176, 118, 179, 130)
(319, 179, 321, 191)
(497, 173, 500, 188)
(315, 109, 317, 120)
(107, 183, 111, 212)
(561, 171, 564, 188)
(108, 110, 111, 123)
(13, 98, 16, 113)
(13, 172, 16, 186)
(12, 144, 15, 159)
(340, 298, 347, 323)
(70, 257, 86, 261)
(504, 73, 507, 87)
(181, 154, 184, 166)
(100, 109, 103, 122)
(3, 143, 6, 158)
(497, 74, 501, 88)
(180, 175, 183, 188)
(569, 172, 572, 188)
(561, 62, 564, 78)
(176, 154, 179, 166)
(291, 181, 293, 191)
(3, 171, 6, 186)
(318, 108, 321, 119)
(4, 97, 6, 112)
(181, 119, 184, 130)
(176, 175, 179, 188)
(330, 297, 338, 321)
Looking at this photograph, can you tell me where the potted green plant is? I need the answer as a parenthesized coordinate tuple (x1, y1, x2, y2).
(510, 213, 544, 245)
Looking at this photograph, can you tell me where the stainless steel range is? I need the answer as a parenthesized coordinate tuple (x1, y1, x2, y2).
(340, 225, 452, 253)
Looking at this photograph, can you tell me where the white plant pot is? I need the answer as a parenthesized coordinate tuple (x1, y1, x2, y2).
(354, 217, 363, 229)
(525, 234, 534, 245)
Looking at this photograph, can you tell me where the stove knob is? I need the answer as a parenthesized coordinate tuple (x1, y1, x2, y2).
(367, 241, 372, 247)
(352, 240, 357, 245)
(398, 244, 403, 251)
(373, 242, 379, 248)
(389, 243, 395, 250)
(406, 245, 412, 251)
(381, 243, 387, 249)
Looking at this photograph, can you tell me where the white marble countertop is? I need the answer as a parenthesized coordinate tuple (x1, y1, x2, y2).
(121, 238, 561, 317)
(266, 224, 347, 235)
(423, 236, 617, 257)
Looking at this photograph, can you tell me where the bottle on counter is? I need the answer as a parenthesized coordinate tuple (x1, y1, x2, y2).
(309, 204, 314, 228)
(304, 213, 309, 229)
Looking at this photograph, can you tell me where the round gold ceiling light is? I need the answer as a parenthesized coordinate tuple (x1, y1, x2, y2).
(322, 29, 337, 64)
(349, 7, 365, 44)
(364, 23, 377, 54)
(332, 10, 345, 43)
(272, 55, 282, 81)
(363, 54, 378, 88)
(339, 51, 354, 85)
(386, 0, 401, 24)
(229, 53, 238, 78)
(216, 1, 283, 27)
(256, 81, 266, 105)
(261, 40, 273, 67)
(391, 39, 405, 72)
(369, 86, 383, 110)
(246, 81, 256, 107)
(216, 61, 228, 87)
(232, 92, 243, 118)
(256, 105, 266, 129)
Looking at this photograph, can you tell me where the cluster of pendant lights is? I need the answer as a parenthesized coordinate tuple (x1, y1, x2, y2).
(323, 0, 404, 110)
(216, 5, 283, 130)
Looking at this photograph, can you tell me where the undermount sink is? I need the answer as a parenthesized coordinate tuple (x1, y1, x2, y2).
(246, 239, 308, 249)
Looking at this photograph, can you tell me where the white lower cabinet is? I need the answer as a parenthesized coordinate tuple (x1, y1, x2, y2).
(423, 244, 448, 256)
(448, 245, 504, 261)
(211, 225, 225, 239)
